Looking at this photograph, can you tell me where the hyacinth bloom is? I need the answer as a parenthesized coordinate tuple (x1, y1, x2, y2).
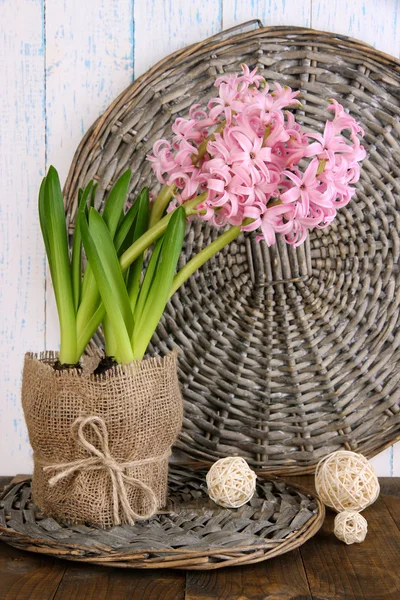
(148, 63, 365, 249)
(42, 67, 365, 366)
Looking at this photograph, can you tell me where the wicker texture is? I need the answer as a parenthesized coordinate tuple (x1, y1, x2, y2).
(64, 23, 400, 473)
(0, 465, 324, 570)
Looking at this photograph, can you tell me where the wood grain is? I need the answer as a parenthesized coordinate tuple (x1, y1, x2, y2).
(0, 543, 66, 600)
(53, 563, 185, 600)
(378, 477, 400, 498)
(185, 551, 312, 600)
(284, 475, 400, 598)
(299, 497, 400, 599)
(383, 495, 400, 530)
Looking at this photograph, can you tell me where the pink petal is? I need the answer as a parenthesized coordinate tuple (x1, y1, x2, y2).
(280, 186, 301, 204)
(303, 158, 319, 187)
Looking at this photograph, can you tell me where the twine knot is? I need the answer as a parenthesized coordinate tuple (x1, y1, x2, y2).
(43, 416, 169, 525)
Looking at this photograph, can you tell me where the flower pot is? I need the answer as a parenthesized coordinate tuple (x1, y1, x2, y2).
(21, 351, 182, 528)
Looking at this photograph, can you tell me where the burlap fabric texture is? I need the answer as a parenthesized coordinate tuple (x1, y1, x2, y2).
(21, 351, 183, 528)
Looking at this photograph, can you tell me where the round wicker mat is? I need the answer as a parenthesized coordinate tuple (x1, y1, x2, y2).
(64, 23, 400, 473)
(0, 466, 323, 570)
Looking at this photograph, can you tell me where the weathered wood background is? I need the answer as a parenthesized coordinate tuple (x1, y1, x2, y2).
(0, 0, 399, 476)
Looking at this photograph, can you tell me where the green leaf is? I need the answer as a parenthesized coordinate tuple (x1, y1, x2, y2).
(115, 188, 149, 256)
(38, 175, 51, 264)
(127, 252, 145, 313)
(76, 188, 150, 356)
(71, 181, 93, 311)
(133, 238, 163, 327)
(90, 183, 97, 208)
(102, 169, 132, 238)
(77, 170, 131, 337)
(80, 208, 134, 364)
(102, 314, 118, 358)
(132, 206, 186, 359)
(41, 166, 77, 364)
(126, 189, 150, 311)
(114, 188, 150, 314)
(119, 195, 200, 273)
(114, 200, 140, 255)
(76, 302, 105, 359)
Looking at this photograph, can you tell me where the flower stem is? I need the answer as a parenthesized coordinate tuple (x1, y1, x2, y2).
(74, 195, 206, 358)
(148, 184, 175, 228)
(267, 198, 282, 208)
(192, 121, 226, 165)
(119, 194, 205, 272)
(317, 159, 327, 175)
(169, 219, 251, 298)
(263, 124, 271, 145)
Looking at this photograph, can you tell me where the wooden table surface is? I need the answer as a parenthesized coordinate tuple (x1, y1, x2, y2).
(0, 475, 399, 600)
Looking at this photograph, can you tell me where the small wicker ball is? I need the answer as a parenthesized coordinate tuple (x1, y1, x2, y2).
(315, 451, 380, 512)
(334, 511, 368, 544)
(206, 457, 257, 508)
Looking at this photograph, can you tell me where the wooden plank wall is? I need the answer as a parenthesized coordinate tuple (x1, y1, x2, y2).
(0, 0, 399, 476)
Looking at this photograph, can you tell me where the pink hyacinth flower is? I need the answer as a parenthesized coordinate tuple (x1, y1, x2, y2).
(281, 159, 334, 214)
(208, 83, 244, 124)
(259, 204, 296, 246)
(327, 99, 365, 136)
(147, 63, 365, 248)
(305, 121, 354, 164)
(229, 131, 272, 180)
(271, 82, 302, 110)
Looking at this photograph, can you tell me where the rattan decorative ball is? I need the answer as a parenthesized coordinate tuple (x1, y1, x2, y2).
(206, 457, 257, 508)
(315, 451, 380, 512)
(334, 511, 368, 545)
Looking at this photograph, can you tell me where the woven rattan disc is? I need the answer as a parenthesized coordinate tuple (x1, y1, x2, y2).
(64, 23, 400, 474)
(0, 466, 323, 570)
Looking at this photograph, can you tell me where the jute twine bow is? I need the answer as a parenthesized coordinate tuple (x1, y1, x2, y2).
(43, 416, 170, 525)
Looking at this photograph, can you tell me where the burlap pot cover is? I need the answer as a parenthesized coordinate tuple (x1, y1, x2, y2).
(21, 351, 183, 528)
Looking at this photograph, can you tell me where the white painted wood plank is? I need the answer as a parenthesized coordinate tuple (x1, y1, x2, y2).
(0, 0, 45, 475)
(134, 0, 222, 78)
(45, 0, 135, 350)
(392, 442, 400, 476)
(312, 0, 400, 58)
(370, 447, 393, 477)
(223, 0, 311, 30)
